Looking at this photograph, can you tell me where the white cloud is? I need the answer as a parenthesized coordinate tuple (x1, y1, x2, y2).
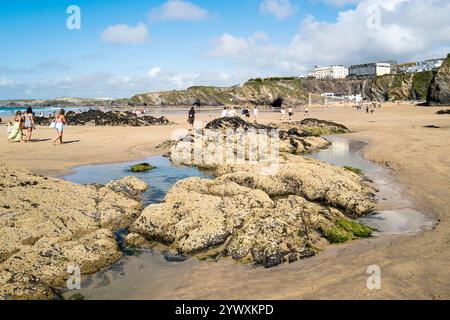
(207, 32, 271, 58)
(210, 0, 450, 75)
(260, 0, 295, 20)
(318, 0, 364, 6)
(101, 23, 149, 44)
(252, 31, 270, 42)
(148, 67, 162, 78)
(208, 34, 250, 58)
(0, 67, 254, 99)
(0, 78, 17, 86)
(149, 0, 209, 22)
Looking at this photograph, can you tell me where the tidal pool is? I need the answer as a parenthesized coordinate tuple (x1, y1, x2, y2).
(65, 155, 213, 207)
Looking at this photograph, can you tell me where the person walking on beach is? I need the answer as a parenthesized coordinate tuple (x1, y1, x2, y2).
(304, 106, 309, 115)
(188, 107, 196, 129)
(7, 111, 24, 143)
(221, 107, 228, 118)
(23, 107, 35, 143)
(53, 109, 66, 145)
(244, 106, 250, 119)
(280, 108, 286, 121)
(288, 107, 294, 120)
(253, 107, 259, 121)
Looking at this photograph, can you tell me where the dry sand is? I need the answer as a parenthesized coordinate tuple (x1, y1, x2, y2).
(1, 103, 449, 299)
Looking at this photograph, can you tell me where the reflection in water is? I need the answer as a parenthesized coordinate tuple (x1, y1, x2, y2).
(331, 139, 349, 157)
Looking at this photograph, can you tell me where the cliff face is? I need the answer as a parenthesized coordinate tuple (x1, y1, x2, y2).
(427, 54, 450, 105)
(131, 60, 449, 107)
(130, 78, 371, 107)
(365, 71, 435, 102)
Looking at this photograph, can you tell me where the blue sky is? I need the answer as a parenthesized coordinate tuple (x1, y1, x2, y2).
(0, 0, 449, 99)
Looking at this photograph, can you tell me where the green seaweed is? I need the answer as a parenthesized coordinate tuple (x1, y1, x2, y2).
(336, 219, 372, 238)
(130, 163, 155, 173)
(323, 225, 353, 243)
(323, 219, 372, 244)
(344, 166, 363, 175)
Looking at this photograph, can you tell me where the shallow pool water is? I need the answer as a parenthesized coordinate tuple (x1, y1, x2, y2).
(65, 156, 213, 206)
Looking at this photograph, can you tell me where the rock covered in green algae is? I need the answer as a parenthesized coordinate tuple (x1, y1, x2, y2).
(0, 163, 148, 300)
(130, 163, 155, 173)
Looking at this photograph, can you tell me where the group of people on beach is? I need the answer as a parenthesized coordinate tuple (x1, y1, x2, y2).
(187, 102, 311, 129)
(221, 106, 259, 120)
(7, 107, 66, 145)
(353, 99, 382, 114)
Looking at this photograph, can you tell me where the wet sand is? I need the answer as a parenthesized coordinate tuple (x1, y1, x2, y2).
(1, 103, 450, 299)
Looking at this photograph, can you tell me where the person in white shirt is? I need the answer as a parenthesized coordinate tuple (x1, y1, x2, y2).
(280, 108, 286, 121)
(253, 107, 259, 120)
(221, 107, 228, 118)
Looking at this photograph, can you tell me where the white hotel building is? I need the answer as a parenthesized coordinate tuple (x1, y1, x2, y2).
(312, 65, 349, 79)
(349, 62, 391, 77)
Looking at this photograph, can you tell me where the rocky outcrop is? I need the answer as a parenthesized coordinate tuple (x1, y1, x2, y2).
(131, 117, 374, 267)
(205, 117, 272, 131)
(0, 164, 148, 299)
(216, 155, 374, 216)
(169, 118, 331, 169)
(105, 176, 149, 201)
(131, 154, 375, 267)
(427, 54, 450, 105)
(34, 110, 174, 127)
(276, 118, 349, 136)
(436, 109, 450, 114)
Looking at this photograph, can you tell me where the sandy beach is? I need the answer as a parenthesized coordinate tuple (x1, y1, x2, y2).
(1, 103, 449, 299)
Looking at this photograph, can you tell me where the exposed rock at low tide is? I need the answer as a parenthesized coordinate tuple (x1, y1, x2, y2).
(131, 156, 375, 267)
(132, 119, 375, 267)
(34, 109, 173, 127)
(287, 118, 349, 135)
(124, 233, 146, 248)
(0, 164, 148, 299)
(436, 109, 450, 115)
(105, 176, 149, 200)
(169, 117, 331, 169)
(216, 155, 375, 216)
(205, 117, 273, 131)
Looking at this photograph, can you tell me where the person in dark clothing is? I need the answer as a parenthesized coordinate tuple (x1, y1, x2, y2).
(188, 107, 196, 129)
(193, 99, 201, 108)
